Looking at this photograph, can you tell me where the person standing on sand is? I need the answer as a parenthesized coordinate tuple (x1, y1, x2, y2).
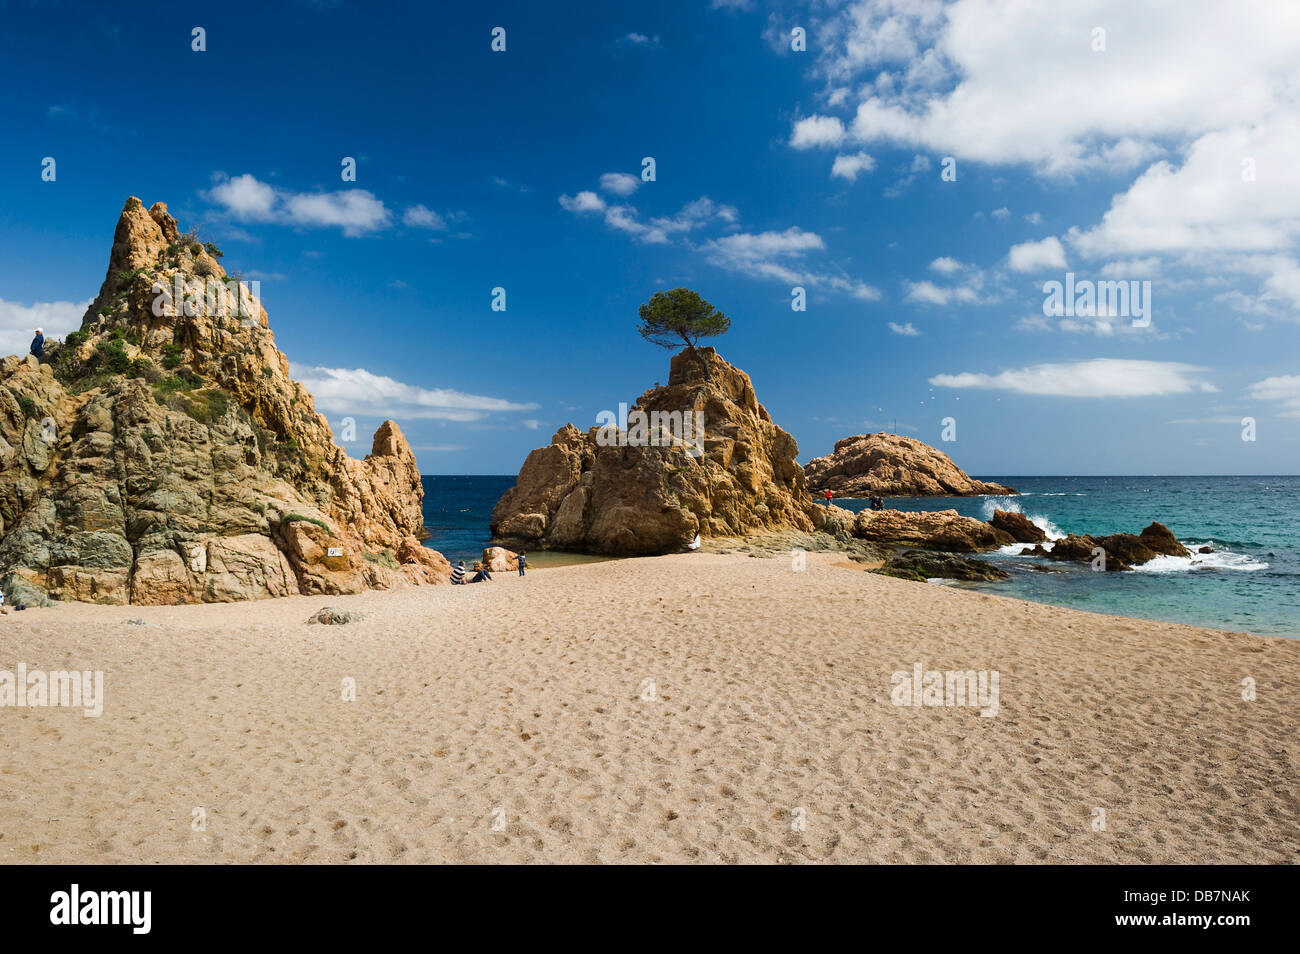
(517, 551, 526, 576)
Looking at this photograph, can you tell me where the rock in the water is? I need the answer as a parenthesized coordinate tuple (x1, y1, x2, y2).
(1139, 522, 1191, 558)
(306, 606, 364, 625)
(851, 508, 1015, 552)
(1198, 545, 1214, 554)
(0, 197, 452, 604)
(805, 432, 1016, 497)
(876, 549, 1010, 582)
(989, 509, 1046, 543)
(1033, 523, 1190, 571)
(491, 347, 821, 555)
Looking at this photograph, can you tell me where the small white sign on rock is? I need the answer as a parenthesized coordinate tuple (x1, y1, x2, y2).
(327, 547, 343, 557)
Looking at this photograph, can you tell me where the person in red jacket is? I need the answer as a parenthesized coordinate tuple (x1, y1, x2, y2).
(823, 489, 832, 507)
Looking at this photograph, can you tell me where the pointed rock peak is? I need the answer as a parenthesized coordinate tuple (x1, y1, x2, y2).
(110, 196, 169, 274)
(149, 201, 179, 244)
(370, 420, 411, 458)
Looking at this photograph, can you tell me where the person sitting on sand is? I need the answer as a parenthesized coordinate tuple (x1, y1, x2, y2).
(451, 561, 467, 585)
(517, 551, 526, 576)
(470, 567, 492, 583)
(0, 593, 8, 615)
(685, 533, 701, 551)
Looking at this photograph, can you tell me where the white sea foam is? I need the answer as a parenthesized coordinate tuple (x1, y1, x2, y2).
(1133, 545, 1269, 574)
(981, 498, 1065, 541)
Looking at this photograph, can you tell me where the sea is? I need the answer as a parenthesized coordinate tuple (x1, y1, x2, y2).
(421, 474, 1300, 638)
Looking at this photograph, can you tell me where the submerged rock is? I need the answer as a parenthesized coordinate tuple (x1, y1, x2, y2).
(0, 198, 452, 604)
(875, 550, 1010, 583)
(804, 432, 1016, 498)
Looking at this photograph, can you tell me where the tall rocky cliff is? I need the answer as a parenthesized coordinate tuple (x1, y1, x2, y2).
(0, 197, 450, 605)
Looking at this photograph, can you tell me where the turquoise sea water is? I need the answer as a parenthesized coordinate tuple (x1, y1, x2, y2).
(422, 475, 1300, 637)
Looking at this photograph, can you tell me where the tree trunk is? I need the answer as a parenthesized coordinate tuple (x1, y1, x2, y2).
(683, 339, 711, 382)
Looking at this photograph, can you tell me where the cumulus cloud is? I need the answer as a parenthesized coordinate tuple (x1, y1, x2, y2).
(888, 321, 921, 336)
(291, 365, 539, 422)
(790, 115, 846, 150)
(797, 0, 1300, 317)
(558, 191, 606, 214)
(204, 173, 393, 236)
(0, 297, 90, 357)
(1008, 236, 1066, 273)
(805, 0, 1300, 174)
(930, 359, 1217, 398)
(830, 151, 876, 181)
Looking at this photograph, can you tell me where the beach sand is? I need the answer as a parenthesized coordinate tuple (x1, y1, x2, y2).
(1, 551, 1296, 864)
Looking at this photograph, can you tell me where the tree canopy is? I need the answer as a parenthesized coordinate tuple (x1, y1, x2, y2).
(637, 288, 730, 378)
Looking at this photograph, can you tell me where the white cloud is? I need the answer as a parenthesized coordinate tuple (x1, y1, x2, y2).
(930, 359, 1217, 398)
(204, 173, 392, 236)
(291, 365, 539, 422)
(991, 207, 1010, 220)
(790, 115, 846, 150)
(558, 191, 606, 214)
(798, 0, 1300, 317)
(805, 0, 1300, 176)
(830, 151, 876, 181)
(1099, 258, 1161, 279)
(561, 187, 736, 246)
(599, 172, 640, 196)
(621, 33, 660, 47)
(1024, 212, 1043, 225)
(0, 297, 90, 357)
(283, 191, 391, 235)
(929, 256, 963, 275)
(888, 321, 920, 336)
(702, 228, 881, 300)
(1245, 374, 1300, 416)
(1008, 236, 1066, 273)
(402, 205, 447, 230)
(205, 174, 277, 220)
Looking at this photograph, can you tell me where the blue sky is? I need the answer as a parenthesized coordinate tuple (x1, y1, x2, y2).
(2, 0, 1298, 475)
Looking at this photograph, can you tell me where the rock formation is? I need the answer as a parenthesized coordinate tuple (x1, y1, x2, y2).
(989, 508, 1047, 544)
(851, 508, 1015, 552)
(1020, 522, 1190, 572)
(0, 197, 451, 605)
(491, 347, 839, 554)
(805, 432, 1016, 497)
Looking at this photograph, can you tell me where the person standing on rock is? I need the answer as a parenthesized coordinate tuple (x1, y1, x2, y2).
(30, 327, 44, 362)
(517, 551, 527, 577)
(824, 489, 833, 507)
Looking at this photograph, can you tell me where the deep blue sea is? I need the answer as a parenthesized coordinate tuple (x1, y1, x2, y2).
(422, 475, 1300, 637)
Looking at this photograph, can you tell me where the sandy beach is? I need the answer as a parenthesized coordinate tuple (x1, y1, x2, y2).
(1, 552, 1295, 865)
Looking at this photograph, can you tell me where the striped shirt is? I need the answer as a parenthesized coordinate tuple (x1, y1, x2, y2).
(451, 564, 466, 584)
